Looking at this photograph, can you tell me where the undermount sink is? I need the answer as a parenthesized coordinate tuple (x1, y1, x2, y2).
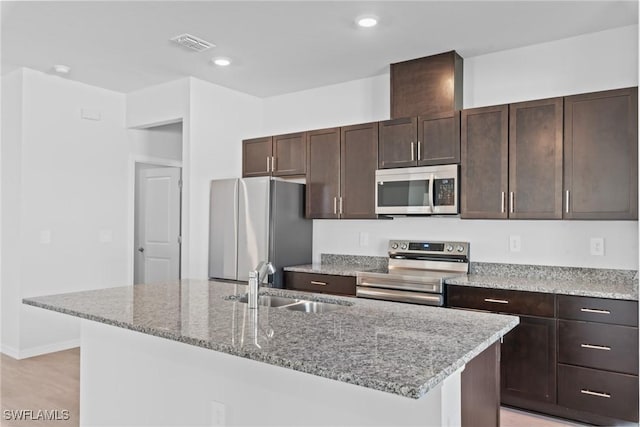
(236, 294, 301, 308)
(283, 301, 342, 313)
(233, 294, 345, 313)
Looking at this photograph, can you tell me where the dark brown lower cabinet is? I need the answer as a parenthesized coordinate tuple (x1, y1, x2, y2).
(449, 286, 639, 425)
(558, 364, 639, 423)
(461, 341, 500, 427)
(501, 316, 557, 405)
(283, 271, 356, 296)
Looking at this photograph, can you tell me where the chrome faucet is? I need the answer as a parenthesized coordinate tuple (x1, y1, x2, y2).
(248, 261, 275, 309)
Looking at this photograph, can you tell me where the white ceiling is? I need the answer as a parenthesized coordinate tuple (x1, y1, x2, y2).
(1, 1, 637, 97)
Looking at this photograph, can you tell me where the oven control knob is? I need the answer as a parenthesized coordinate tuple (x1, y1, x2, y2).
(391, 243, 398, 249)
(446, 245, 453, 252)
(400, 243, 408, 250)
(456, 245, 464, 252)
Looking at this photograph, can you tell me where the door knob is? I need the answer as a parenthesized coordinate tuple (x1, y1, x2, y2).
(138, 247, 145, 253)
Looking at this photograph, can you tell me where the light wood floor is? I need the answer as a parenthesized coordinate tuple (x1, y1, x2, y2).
(1, 348, 79, 427)
(1, 348, 588, 427)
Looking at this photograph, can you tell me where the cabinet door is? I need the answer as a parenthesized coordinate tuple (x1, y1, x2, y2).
(509, 98, 563, 219)
(273, 132, 306, 177)
(564, 87, 638, 219)
(417, 111, 461, 166)
(390, 51, 463, 119)
(306, 128, 340, 219)
(378, 117, 418, 168)
(242, 137, 272, 177)
(460, 105, 508, 219)
(341, 123, 378, 219)
(501, 316, 557, 405)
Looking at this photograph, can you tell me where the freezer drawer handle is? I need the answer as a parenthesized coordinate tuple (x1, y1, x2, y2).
(581, 343, 611, 351)
(484, 298, 509, 304)
(580, 308, 611, 315)
(580, 389, 611, 399)
(310, 281, 327, 286)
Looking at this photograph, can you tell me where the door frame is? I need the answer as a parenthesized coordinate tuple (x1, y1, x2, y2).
(128, 155, 183, 285)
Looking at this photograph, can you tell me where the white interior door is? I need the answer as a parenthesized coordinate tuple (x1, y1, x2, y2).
(135, 166, 181, 284)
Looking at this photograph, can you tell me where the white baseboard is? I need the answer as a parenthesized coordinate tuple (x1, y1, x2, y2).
(1, 344, 20, 359)
(1, 339, 80, 359)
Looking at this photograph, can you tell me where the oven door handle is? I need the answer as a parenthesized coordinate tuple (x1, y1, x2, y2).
(357, 278, 441, 293)
(357, 287, 443, 306)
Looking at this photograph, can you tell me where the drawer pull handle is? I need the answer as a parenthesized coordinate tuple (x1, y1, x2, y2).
(484, 298, 509, 304)
(581, 343, 611, 351)
(580, 308, 611, 315)
(580, 389, 611, 399)
(310, 281, 327, 286)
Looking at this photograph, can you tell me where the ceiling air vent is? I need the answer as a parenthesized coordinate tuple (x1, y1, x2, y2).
(170, 33, 215, 52)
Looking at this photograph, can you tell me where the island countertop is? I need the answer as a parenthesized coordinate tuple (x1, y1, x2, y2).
(23, 279, 518, 399)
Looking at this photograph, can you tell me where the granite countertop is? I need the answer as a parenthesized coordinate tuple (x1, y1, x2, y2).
(285, 254, 388, 277)
(284, 263, 385, 276)
(446, 263, 638, 301)
(23, 280, 517, 399)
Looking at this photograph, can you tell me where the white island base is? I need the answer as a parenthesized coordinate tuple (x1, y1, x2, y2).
(80, 320, 464, 427)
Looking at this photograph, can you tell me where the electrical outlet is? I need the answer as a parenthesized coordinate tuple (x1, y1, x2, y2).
(509, 235, 521, 252)
(99, 229, 113, 243)
(359, 232, 369, 247)
(211, 401, 226, 426)
(590, 237, 604, 256)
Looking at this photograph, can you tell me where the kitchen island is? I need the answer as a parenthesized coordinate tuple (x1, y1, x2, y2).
(24, 279, 518, 426)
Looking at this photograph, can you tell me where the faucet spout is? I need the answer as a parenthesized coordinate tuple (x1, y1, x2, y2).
(248, 261, 275, 309)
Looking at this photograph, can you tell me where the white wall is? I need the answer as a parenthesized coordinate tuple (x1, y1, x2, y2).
(126, 78, 189, 128)
(187, 78, 262, 278)
(130, 122, 183, 161)
(1, 69, 24, 355)
(464, 25, 639, 108)
(262, 25, 639, 269)
(261, 74, 389, 136)
(1, 68, 129, 357)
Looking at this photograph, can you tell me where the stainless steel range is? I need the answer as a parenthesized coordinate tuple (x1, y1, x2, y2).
(356, 240, 470, 306)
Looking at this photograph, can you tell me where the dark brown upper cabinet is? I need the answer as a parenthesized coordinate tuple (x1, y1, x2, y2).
(306, 124, 378, 219)
(378, 117, 417, 169)
(340, 122, 378, 219)
(563, 87, 638, 220)
(379, 112, 461, 169)
(242, 132, 306, 178)
(461, 105, 509, 219)
(242, 136, 273, 177)
(509, 97, 564, 219)
(272, 132, 306, 176)
(306, 128, 341, 219)
(391, 50, 463, 119)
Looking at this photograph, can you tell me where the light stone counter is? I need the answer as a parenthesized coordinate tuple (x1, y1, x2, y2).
(23, 279, 517, 399)
(446, 262, 638, 301)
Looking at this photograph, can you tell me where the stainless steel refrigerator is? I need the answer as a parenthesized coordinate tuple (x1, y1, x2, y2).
(208, 177, 312, 287)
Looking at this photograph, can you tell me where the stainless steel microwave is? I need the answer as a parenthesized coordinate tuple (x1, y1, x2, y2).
(375, 164, 459, 215)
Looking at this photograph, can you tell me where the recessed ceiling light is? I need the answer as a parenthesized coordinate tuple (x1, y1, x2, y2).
(212, 57, 231, 67)
(52, 64, 71, 75)
(356, 15, 378, 28)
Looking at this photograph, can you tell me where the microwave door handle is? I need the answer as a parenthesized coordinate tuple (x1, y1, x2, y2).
(429, 174, 435, 211)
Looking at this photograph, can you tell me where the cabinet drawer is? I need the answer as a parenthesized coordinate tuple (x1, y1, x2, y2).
(558, 364, 639, 422)
(447, 286, 555, 317)
(557, 295, 638, 326)
(284, 272, 356, 296)
(558, 320, 638, 375)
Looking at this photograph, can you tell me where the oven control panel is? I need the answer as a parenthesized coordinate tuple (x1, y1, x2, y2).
(388, 240, 469, 256)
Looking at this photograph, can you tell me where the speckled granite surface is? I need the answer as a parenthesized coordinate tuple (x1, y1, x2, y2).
(285, 254, 387, 276)
(23, 280, 517, 399)
(447, 262, 638, 300)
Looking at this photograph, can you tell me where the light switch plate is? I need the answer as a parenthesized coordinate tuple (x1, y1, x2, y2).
(99, 230, 113, 243)
(40, 230, 51, 244)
